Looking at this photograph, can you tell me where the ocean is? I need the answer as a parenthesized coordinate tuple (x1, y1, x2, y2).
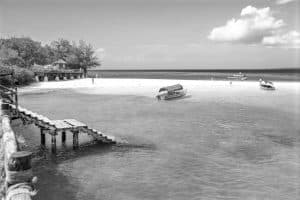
(13, 73, 300, 200)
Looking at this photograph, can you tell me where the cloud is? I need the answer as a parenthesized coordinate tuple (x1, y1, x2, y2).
(262, 31, 300, 48)
(208, 5, 299, 48)
(208, 6, 284, 44)
(96, 48, 105, 60)
(276, 0, 297, 5)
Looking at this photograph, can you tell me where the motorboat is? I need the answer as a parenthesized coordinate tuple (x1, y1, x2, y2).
(259, 79, 275, 90)
(156, 84, 187, 100)
(228, 72, 248, 80)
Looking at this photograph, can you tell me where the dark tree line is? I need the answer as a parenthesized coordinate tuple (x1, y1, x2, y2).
(0, 37, 100, 72)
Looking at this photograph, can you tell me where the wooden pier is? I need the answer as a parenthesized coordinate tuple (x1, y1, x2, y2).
(0, 78, 116, 154)
(9, 104, 116, 153)
(0, 73, 115, 200)
(34, 70, 85, 82)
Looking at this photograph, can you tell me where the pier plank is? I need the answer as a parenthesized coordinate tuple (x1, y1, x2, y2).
(52, 120, 73, 130)
(64, 119, 87, 128)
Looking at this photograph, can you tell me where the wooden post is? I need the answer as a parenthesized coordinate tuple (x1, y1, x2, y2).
(61, 131, 66, 144)
(40, 129, 46, 147)
(14, 87, 18, 111)
(6, 151, 33, 185)
(72, 130, 79, 150)
(1, 103, 10, 116)
(51, 134, 56, 154)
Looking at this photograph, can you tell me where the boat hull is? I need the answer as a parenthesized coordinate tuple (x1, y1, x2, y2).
(157, 89, 187, 100)
(260, 81, 275, 90)
(260, 85, 275, 90)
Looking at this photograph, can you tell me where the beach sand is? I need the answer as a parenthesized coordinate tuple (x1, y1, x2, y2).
(21, 78, 300, 114)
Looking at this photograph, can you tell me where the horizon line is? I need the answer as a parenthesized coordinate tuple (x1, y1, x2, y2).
(89, 68, 300, 73)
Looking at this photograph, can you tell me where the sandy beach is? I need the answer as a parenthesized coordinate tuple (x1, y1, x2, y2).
(21, 78, 300, 114)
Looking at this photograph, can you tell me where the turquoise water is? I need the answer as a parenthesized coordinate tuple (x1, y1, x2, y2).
(13, 81, 300, 200)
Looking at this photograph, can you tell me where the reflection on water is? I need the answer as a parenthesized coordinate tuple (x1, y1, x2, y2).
(12, 88, 300, 200)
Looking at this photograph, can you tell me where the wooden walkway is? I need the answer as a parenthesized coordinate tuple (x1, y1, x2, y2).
(8, 104, 116, 153)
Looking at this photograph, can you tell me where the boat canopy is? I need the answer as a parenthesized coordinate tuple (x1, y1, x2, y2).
(159, 84, 183, 92)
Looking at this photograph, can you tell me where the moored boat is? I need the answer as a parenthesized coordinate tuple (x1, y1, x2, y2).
(259, 79, 275, 90)
(156, 84, 187, 100)
(228, 72, 248, 80)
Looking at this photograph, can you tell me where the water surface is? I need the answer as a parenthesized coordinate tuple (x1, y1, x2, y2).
(13, 80, 300, 200)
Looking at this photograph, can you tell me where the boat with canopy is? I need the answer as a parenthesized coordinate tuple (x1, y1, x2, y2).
(156, 84, 187, 100)
(228, 72, 248, 80)
(259, 79, 275, 90)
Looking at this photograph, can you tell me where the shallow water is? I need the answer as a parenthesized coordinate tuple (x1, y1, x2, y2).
(13, 81, 300, 200)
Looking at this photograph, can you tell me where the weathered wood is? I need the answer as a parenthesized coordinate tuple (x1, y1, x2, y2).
(72, 130, 79, 150)
(8, 152, 32, 171)
(1, 103, 10, 116)
(51, 134, 56, 154)
(61, 131, 66, 144)
(14, 88, 18, 110)
(6, 100, 116, 152)
(40, 129, 46, 147)
(64, 119, 87, 128)
(6, 151, 33, 185)
(52, 120, 73, 130)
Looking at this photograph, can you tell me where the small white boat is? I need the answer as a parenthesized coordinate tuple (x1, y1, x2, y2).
(228, 72, 248, 80)
(156, 84, 187, 100)
(259, 79, 275, 90)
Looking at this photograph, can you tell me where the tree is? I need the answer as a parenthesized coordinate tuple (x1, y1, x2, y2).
(0, 37, 48, 67)
(0, 37, 100, 72)
(76, 40, 100, 73)
(0, 46, 23, 66)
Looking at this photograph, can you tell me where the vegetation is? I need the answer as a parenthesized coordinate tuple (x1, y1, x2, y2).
(0, 37, 100, 86)
(0, 65, 34, 86)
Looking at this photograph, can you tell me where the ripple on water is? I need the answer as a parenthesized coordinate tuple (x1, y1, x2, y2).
(13, 87, 300, 200)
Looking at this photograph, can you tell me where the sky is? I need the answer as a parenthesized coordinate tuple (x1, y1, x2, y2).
(0, 0, 299, 69)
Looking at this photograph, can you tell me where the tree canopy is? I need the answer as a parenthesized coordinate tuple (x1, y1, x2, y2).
(0, 37, 100, 71)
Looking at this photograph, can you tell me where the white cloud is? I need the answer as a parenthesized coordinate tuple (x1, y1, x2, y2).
(276, 0, 297, 5)
(208, 6, 284, 44)
(96, 48, 106, 60)
(262, 31, 300, 48)
(208, 5, 299, 48)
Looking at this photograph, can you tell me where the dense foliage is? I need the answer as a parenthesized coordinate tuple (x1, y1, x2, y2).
(0, 65, 34, 86)
(0, 37, 100, 86)
(0, 37, 100, 71)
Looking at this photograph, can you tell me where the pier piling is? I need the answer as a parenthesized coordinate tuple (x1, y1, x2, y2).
(40, 129, 46, 147)
(72, 130, 79, 150)
(62, 131, 66, 144)
(51, 134, 56, 154)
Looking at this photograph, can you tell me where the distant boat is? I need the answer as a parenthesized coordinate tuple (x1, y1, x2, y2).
(259, 79, 275, 90)
(228, 72, 248, 80)
(156, 84, 187, 100)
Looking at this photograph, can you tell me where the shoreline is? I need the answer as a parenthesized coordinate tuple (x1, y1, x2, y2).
(19, 78, 300, 93)
(18, 78, 300, 115)
(87, 71, 300, 82)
